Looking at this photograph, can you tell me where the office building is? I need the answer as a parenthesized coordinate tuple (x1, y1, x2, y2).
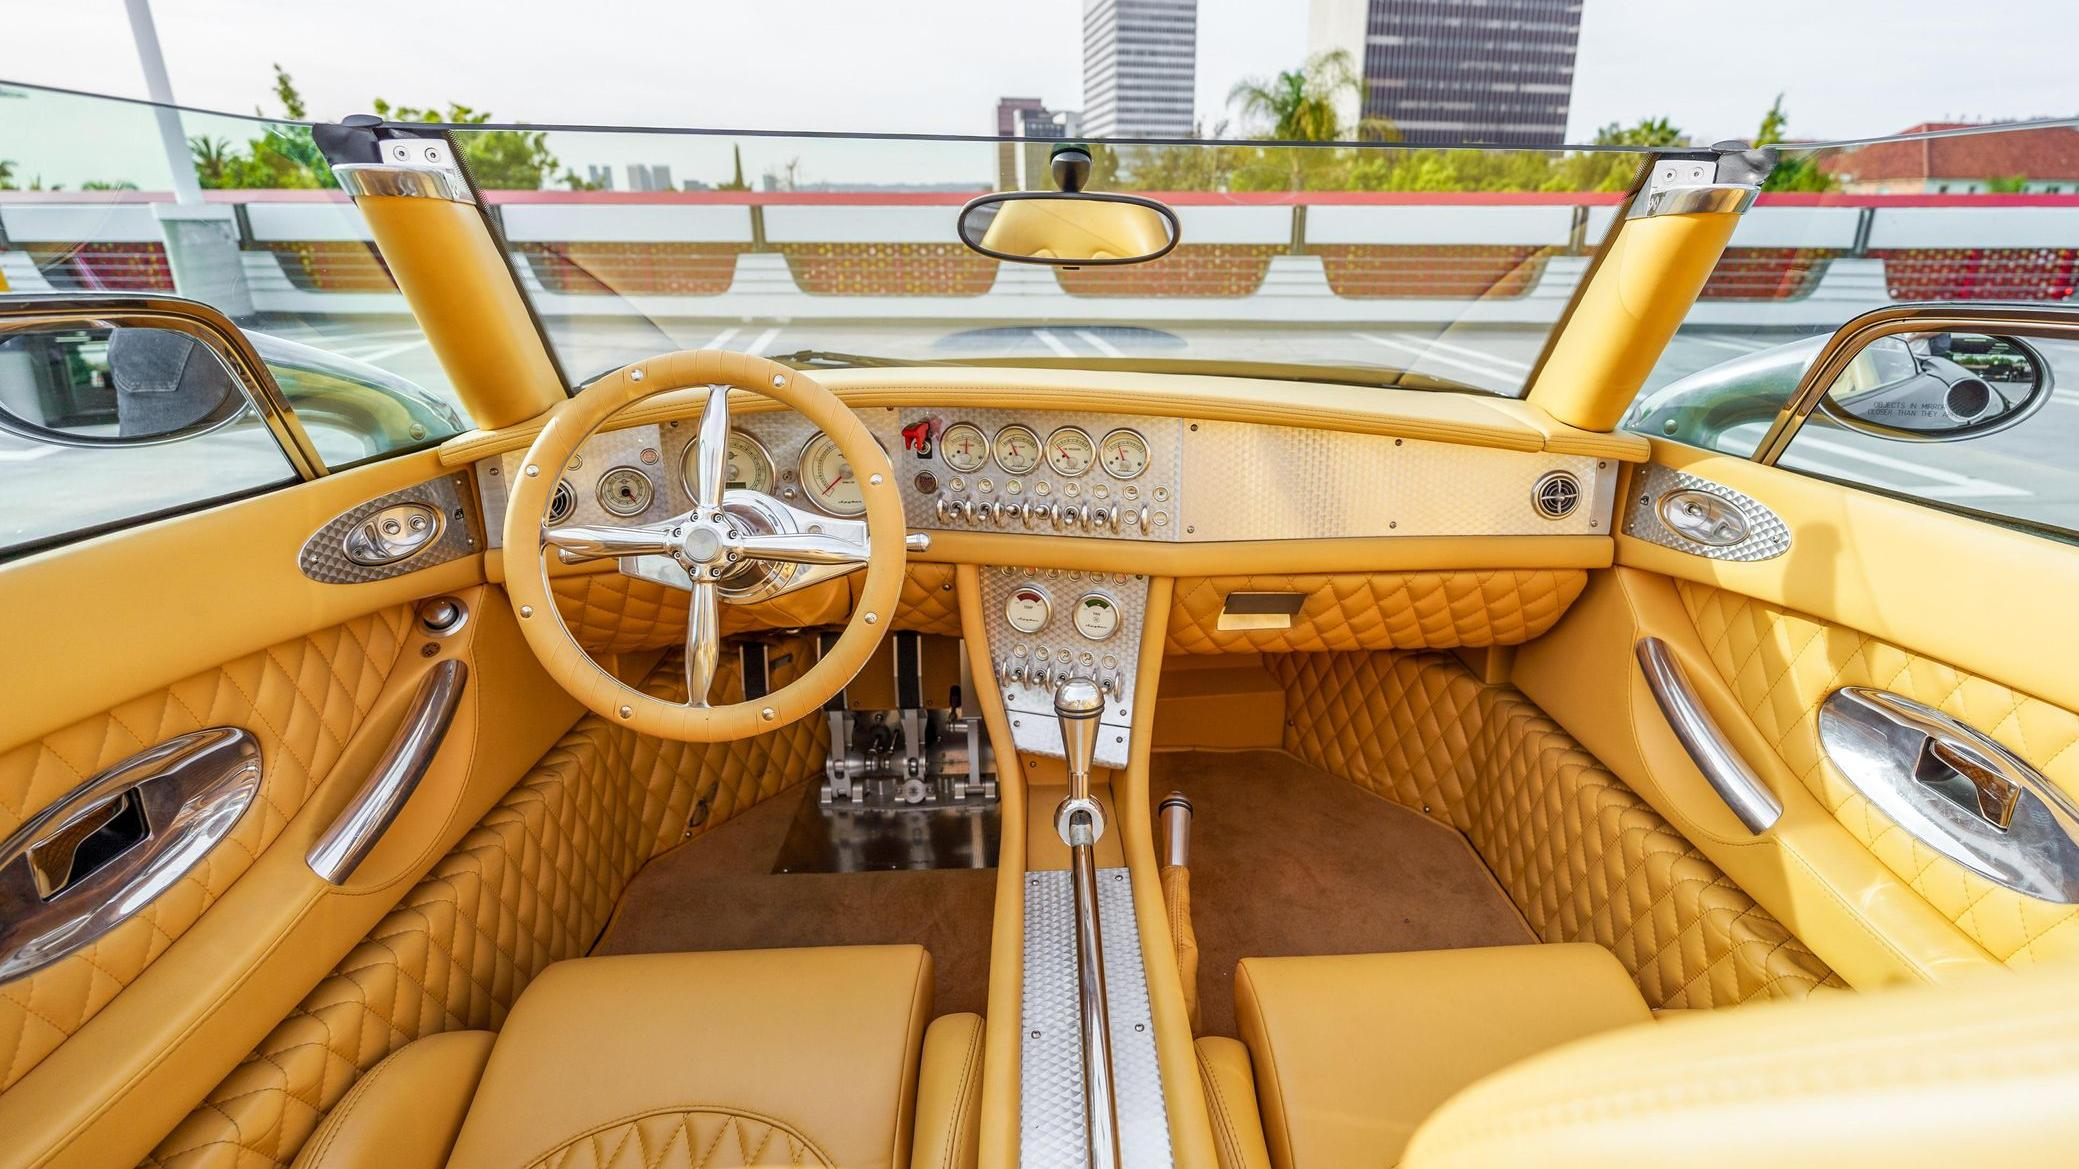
(1082, 0, 1197, 139)
(1310, 0, 1581, 145)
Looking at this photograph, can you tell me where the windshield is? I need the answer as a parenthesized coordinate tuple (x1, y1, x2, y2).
(446, 124, 1656, 396)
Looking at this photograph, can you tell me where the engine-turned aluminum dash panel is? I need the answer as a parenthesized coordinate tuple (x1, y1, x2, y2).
(1021, 867, 1173, 1169)
(980, 566, 1147, 770)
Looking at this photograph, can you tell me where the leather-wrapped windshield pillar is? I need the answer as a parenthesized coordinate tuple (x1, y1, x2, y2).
(1525, 149, 1765, 433)
(316, 119, 566, 429)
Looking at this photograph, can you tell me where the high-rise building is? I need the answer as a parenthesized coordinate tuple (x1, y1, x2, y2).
(1309, 0, 1582, 145)
(1082, 0, 1198, 139)
(996, 97, 1050, 187)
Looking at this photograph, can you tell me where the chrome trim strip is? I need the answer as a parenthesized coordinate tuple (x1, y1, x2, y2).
(1640, 183, 1757, 217)
(1635, 637, 1783, 833)
(0, 728, 261, 983)
(306, 660, 467, 883)
(333, 162, 474, 203)
(1819, 686, 2079, 903)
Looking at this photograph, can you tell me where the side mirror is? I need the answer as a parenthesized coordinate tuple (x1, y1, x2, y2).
(0, 319, 250, 447)
(1818, 332, 2051, 441)
(956, 192, 1180, 267)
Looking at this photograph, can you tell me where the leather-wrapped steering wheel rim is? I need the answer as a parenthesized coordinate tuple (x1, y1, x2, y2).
(501, 350, 904, 741)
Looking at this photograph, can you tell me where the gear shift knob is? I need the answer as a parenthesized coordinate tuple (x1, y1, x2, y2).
(1054, 677, 1105, 795)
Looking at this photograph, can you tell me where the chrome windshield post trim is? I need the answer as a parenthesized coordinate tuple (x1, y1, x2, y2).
(333, 162, 474, 204)
(306, 660, 468, 884)
(1635, 637, 1783, 834)
(0, 727, 262, 983)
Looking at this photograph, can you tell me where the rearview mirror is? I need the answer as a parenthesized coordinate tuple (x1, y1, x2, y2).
(0, 321, 250, 447)
(1819, 332, 2050, 441)
(957, 192, 1180, 267)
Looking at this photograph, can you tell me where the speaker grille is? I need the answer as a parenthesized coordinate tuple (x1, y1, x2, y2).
(1532, 470, 1582, 520)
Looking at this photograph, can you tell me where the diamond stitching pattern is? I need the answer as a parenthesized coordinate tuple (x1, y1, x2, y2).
(530, 1110, 830, 1169)
(0, 607, 413, 1092)
(141, 654, 825, 1169)
(1266, 650, 1841, 1009)
(1166, 571, 1585, 655)
(549, 564, 961, 653)
(1676, 581, 2079, 966)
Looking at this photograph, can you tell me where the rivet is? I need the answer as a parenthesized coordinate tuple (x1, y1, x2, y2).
(869, 473, 884, 486)
(619, 705, 634, 719)
(772, 374, 786, 388)
(1030, 1029, 1041, 1038)
(1134, 1022, 1145, 1032)
(630, 368, 644, 382)
(519, 605, 534, 617)
(864, 612, 878, 624)
(524, 464, 539, 477)
(761, 707, 777, 721)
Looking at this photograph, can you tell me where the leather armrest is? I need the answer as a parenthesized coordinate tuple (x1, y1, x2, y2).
(910, 1013, 984, 1169)
(1196, 1037, 1273, 1169)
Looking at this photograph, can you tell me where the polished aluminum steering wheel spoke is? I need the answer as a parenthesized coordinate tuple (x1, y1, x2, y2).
(684, 578, 720, 708)
(735, 530, 871, 567)
(543, 522, 674, 564)
(692, 384, 730, 512)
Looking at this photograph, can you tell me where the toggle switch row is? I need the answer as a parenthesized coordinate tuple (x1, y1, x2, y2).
(935, 497, 1154, 535)
(995, 657, 1125, 699)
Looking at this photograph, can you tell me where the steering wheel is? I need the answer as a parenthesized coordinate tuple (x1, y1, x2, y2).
(502, 350, 905, 741)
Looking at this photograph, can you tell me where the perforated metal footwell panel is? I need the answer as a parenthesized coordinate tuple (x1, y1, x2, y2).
(1020, 867, 1174, 1169)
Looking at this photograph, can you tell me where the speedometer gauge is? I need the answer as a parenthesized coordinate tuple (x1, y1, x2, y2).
(941, 422, 989, 473)
(797, 432, 866, 516)
(685, 430, 775, 496)
(1097, 428, 1150, 479)
(992, 425, 1042, 475)
(1045, 427, 1096, 477)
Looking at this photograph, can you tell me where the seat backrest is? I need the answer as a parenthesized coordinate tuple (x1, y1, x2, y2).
(1401, 961, 2079, 1169)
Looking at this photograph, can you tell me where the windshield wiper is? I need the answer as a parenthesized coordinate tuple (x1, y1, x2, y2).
(772, 348, 947, 369)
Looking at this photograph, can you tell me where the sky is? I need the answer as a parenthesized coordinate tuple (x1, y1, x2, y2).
(2, 0, 2076, 185)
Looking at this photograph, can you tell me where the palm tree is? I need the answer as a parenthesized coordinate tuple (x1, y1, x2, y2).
(188, 135, 234, 187)
(0, 158, 16, 190)
(1226, 50, 1362, 143)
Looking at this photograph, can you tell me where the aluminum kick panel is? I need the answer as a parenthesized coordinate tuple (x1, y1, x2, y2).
(1020, 867, 1173, 1169)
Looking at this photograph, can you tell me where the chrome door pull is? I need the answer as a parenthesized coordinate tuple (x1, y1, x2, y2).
(1634, 637, 1782, 833)
(1819, 687, 2079, 903)
(307, 660, 467, 884)
(0, 728, 262, 983)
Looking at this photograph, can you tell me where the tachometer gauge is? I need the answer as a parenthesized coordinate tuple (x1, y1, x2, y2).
(596, 467, 656, 516)
(685, 430, 775, 496)
(992, 424, 1042, 475)
(1045, 427, 1096, 477)
(1097, 428, 1150, 479)
(797, 432, 866, 516)
(941, 422, 989, 473)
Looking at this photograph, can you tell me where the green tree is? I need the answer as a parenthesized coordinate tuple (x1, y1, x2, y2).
(369, 97, 559, 189)
(1986, 174, 2029, 193)
(0, 158, 15, 190)
(1754, 94, 1836, 192)
(1227, 49, 1363, 143)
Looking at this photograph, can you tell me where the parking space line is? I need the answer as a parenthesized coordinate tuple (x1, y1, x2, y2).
(0, 446, 58, 463)
(1352, 332, 1515, 388)
(746, 327, 783, 355)
(1792, 434, 2026, 498)
(1395, 332, 1532, 373)
(1687, 335, 1772, 354)
(700, 327, 741, 351)
(347, 339, 429, 363)
(1033, 329, 1078, 358)
(1073, 329, 1123, 357)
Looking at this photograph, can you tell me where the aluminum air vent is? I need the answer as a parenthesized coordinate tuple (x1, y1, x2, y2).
(547, 479, 578, 524)
(1531, 470, 1582, 520)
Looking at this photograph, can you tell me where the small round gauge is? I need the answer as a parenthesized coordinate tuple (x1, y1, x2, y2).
(992, 424, 1042, 475)
(941, 422, 989, 474)
(596, 467, 655, 517)
(1097, 428, 1150, 479)
(1004, 585, 1052, 635)
(1073, 592, 1121, 641)
(1045, 427, 1097, 477)
(797, 432, 866, 516)
(684, 430, 776, 496)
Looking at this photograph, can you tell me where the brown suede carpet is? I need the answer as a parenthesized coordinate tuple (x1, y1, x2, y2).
(1150, 750, 1535, 1037)
(594, 787, 997, 1018)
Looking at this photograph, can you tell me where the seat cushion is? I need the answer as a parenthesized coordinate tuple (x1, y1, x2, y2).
(446, 946, 933, 1169)
(1236, 943, 1651, 1168)
(291, 1030, 496, 1169)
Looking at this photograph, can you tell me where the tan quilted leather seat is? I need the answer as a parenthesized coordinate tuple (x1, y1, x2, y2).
(1235, 944, 1651, 1169)
(293, 946, 982, 1169)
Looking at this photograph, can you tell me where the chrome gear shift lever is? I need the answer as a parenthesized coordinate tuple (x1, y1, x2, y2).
(1053, 677, 1107, 845)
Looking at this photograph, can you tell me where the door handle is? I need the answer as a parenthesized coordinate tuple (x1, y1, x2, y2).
(307, 660, 467, 884)
(0, 728, 262, 983)
(1634, 637, 1782, 833)
(1819, 686, 2079, 903)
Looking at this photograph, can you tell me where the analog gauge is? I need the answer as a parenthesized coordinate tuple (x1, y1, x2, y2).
(1073, 592, 1121, 641)
(1097, 428, 1150, 479)
(797, 432, 866, 516)
(992, 424, 1043, 475)
(940, 422, 989, 474)
(596, 467, 655, 517)
(1045, 427, 1097, 477)
(684, 430, 775, 496)
(1005, 584, 1052, 635)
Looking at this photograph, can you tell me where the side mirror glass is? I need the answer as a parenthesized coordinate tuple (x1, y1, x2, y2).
(956, 192, 1180, 267)
(1819, 332, 2050, 441)
(0, 322, 249, 447)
